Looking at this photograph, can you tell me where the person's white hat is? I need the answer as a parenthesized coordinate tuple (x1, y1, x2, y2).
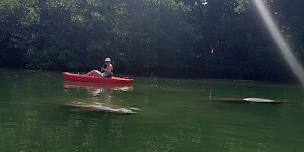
(105, 58, 111, 62)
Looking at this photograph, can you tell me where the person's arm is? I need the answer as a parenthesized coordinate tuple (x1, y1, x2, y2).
(101, 64, 106, 72)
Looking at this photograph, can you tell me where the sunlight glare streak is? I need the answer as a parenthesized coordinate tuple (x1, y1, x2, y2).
(253, 0, 304, 86)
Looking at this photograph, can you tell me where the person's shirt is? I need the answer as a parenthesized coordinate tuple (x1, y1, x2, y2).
(103, 64, 113, 76)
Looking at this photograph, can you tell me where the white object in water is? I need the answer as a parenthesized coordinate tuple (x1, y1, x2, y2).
(243, 98, 274, 103)
(65, 102, 136, 114)
(129, 107, 141, 111)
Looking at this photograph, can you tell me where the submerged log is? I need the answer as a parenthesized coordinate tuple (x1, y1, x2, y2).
(210, 97, 289, 104)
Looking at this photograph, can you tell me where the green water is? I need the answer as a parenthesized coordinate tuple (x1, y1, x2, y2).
(1, 69, 304, 151)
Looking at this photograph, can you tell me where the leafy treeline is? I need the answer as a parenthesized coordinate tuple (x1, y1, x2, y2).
(0, 0, 303, 81)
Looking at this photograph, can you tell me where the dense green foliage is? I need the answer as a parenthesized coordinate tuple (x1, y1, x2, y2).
(0, 0, 303, 81)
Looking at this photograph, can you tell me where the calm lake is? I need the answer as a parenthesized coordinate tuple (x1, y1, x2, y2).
(1, 69, 304, 151)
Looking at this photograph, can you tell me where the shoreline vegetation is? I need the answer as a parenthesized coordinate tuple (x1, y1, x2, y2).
(0, 68, 299, 86)
(0, 0, 303, 83)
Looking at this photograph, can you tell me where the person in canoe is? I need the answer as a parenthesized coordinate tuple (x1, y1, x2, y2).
(85, 58, 113, 78)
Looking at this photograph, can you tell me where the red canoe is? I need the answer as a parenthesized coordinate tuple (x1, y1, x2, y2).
(63, 72, 133, 84)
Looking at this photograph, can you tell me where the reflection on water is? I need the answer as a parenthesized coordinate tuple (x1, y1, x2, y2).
(64, 81, 134, 96)
(63, 81, 138, 114)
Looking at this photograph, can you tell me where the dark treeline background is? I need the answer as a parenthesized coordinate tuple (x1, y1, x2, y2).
(0, 0, 303, 81)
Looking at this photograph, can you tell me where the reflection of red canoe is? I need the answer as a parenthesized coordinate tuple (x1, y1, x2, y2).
(63, 72, 133, 84)
(64, 80, 133, 91)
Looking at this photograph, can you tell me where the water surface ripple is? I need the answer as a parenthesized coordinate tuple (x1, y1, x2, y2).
(0, 70, 304, 151)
